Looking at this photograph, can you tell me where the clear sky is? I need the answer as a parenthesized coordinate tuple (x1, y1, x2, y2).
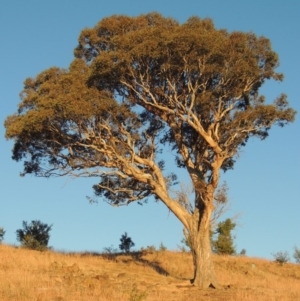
(1, 0, 299, 260)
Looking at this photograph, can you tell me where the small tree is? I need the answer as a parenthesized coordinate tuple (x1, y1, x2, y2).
(0, 228, 5, 243)
(293, 246, 300, 264)
(272, 251, 290, 264)
(212, 218, 236, 255)
(16, 220, 52, 251)
(119, 232, 135, 253)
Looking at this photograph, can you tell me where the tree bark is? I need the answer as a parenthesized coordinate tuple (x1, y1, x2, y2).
(190, 228, 221, 288)
(188, 196, 222, 289)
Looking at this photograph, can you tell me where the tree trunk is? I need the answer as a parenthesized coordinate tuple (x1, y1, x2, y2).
(190, 227, 221, 288)
(188, 198, 222, 289)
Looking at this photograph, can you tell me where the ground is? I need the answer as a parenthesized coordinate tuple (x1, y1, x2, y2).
(0, 244, 299, 301)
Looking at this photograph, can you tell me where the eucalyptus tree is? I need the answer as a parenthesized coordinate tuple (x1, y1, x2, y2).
(5, 13, 296, 288)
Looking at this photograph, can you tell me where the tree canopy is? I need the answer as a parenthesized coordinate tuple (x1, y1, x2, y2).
(5, 13, 296, 288)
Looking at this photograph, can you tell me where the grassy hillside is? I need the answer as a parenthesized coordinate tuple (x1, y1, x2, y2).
(0, 244, 299, 301)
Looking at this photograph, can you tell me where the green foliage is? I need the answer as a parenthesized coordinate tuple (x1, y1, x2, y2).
(16, 220, 52, 251)
(119, 232, 135, 253)
(272, 251, 290, 264)
(21, 235, 48, 251)
(293, 246, 300, 264)
(0, 228, 5, 243)
(212, 218, 236, 255)
(5, 13, 296, 204)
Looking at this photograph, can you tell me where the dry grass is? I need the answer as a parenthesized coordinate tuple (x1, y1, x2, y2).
(0, 244, 299, 301)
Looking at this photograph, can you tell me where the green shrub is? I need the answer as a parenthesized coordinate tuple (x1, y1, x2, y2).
(212, 218, 236, 255)
(16, 220, 52, 251)
(119, 232, 135, 253)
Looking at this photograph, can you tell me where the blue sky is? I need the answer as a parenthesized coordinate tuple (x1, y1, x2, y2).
(1, 1, 299, 260)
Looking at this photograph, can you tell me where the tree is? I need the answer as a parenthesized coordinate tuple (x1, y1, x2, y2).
(16, 220, 52, 251)
(272, 251, 290, 264)
(119, 232, 135, 253)
(0, 228, 5, 243)
(5, 13, 296, 288)
(212, 218, 236, 255)
(293, 246, 300, 263)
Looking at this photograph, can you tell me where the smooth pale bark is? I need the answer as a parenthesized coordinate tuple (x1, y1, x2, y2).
(188, 194, 222, 289)
(190, 224, 221, 288)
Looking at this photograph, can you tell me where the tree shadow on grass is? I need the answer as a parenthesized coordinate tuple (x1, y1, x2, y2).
(82, 250, 170, 277)
(131, 251, 170, 276)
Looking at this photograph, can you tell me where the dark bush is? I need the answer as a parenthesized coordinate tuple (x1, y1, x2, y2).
(119, 232, 135, 253)
(16, 220, 52, 251)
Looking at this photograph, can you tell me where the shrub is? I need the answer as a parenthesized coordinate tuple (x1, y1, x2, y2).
(145, 245, 156, 252)
(240, 248, 247, 256)
(293, 246, 300, 264)
(103, 245, 118, 254)
(140, 245, 157, 253)
(212, 218, 236, 255)
(272, 251, 290, 264)
(119, 232, 135, 253)
(159, 242, 167, 251)
(16, 220, 52, 251)
(102, 245, 118, 260)
(0, 228, 5, 243)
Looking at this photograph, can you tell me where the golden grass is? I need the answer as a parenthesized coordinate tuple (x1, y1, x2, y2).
(0, 244, 299, 301)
